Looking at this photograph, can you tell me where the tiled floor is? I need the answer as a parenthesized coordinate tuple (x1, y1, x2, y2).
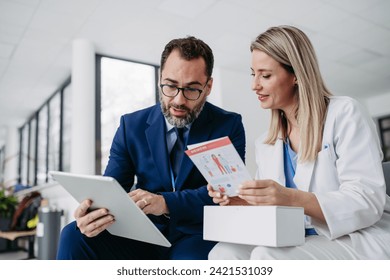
(0, 235, 37, 260)
(0, 250, 34, 260)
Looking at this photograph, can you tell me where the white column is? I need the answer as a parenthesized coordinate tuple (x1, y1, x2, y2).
(70, 39, 96, 175)
(3, 126, 19, 188)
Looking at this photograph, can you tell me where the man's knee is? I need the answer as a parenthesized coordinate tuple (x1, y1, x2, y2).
(169, 235, 216, 260)
(56, 221, 88, 259)
(59, 221, 80, 242)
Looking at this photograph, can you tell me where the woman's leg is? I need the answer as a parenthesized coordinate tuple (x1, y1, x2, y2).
(250, 235, 360, 260)
(208, 242, 256, 260)
(208, 236, 360, 260)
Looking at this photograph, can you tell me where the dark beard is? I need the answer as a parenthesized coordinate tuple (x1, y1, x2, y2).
(159, 94, 206, 128)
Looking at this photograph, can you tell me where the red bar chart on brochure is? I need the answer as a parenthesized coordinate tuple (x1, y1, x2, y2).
(185, 136, 252, 197)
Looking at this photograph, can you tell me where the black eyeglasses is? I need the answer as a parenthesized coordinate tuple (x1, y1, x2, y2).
(160, 80, 209, 101)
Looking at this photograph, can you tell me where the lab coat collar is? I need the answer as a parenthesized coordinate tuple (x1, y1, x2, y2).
(261, 138, 315, 191)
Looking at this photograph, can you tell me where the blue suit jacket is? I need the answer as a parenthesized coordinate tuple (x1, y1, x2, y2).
(104, 102, 245, 238)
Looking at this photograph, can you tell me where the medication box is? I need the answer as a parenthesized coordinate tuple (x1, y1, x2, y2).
(204, 205, 305, 247)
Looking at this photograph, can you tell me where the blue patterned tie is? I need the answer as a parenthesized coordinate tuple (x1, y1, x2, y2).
(170, 127, 185, 179)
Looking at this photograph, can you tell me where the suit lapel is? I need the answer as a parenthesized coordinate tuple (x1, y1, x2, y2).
(145, 106, 172, 191)
(174, 103, 214, 189)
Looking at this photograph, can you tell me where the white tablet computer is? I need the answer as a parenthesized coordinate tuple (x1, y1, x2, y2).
(49, 171, 171, 247)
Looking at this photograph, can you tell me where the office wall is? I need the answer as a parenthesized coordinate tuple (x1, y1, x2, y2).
(363, 92, 390, 118)
(215, 67, 270, 176)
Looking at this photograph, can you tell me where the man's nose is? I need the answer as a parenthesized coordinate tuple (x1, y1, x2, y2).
(173, 88, 187, 104)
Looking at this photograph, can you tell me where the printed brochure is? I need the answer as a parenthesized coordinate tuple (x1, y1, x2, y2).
(185, 136, 252, 197)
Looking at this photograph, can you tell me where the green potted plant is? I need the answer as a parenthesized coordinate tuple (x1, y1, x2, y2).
(0, 188, 18, 251)
(0, 189, 19, 251)
(0, 189, 18, 229)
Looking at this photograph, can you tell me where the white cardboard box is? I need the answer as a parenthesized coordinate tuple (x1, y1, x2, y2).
(204, 205, 305, 247)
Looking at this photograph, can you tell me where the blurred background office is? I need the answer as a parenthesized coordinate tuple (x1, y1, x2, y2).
(0, 0, 390, 259)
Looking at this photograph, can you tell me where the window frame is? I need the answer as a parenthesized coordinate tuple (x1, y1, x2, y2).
(95, 54, 159, 175)
(0, 145, 5, 184)
(16, 54, 161, 184)
(378, 114, 390, 162)
(17, 78, 71, 186)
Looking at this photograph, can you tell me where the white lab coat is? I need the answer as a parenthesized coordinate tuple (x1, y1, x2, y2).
(255, 96, 390, 259)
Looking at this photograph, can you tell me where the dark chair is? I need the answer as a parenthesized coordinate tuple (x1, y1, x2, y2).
(382, 161, 390, 196)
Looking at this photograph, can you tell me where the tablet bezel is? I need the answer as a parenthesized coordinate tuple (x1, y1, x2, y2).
(49, 171, 171, 247)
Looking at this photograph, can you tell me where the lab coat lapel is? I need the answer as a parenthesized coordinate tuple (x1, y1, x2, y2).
(261, 139, 285, 185)
(259, 138, 315, 191)
(294, 159, 315, 192)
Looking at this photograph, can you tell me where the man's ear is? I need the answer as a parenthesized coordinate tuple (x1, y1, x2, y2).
(206, 77, 213, 96)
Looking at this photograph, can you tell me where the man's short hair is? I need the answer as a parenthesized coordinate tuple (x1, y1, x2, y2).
(160, 36, 214, 78)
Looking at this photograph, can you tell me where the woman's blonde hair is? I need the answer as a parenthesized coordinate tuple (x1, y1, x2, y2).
(250, 25, 332, 162)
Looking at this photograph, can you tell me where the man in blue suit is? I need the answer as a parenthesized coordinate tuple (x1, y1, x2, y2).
(56, 36, 245, 260)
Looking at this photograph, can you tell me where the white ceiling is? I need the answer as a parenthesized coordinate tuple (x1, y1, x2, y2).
(1, 0, 390, 145)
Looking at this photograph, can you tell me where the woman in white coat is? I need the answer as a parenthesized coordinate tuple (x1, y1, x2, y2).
(208, 25, 390, 259)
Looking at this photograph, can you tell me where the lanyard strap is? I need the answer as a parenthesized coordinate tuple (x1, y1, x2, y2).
(170, 165, 176, 192)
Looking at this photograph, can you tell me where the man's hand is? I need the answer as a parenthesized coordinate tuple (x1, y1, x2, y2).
(74, 199, 115, 237)
(129, 189, 169, 216)
(207, 184, 248, 206)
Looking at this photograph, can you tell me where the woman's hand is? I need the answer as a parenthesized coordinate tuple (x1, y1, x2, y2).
(207, 184, 249, 206)
(238, 179, 294, 206)
(238, 179, 325, 222)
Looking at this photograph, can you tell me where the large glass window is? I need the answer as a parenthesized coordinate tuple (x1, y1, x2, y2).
(20, 124, 29, 185)
(98, 56, 158, 174)
(378, 115, 390, 162)
(17, 55, 158, 183)
(48, 93, 61, 180)
(0, 146, 5, 184)
(36, 105, 48, 185)
(29, 118, 36, 186)
(18, 79, 71, 186)
(62, 83, 72, 172)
